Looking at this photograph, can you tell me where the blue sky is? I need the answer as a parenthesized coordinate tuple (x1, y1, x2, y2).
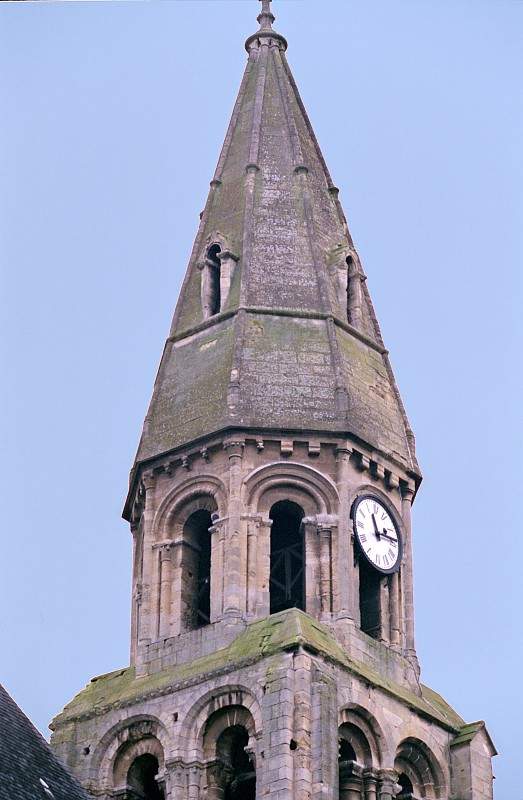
(0, 0, 521, 795)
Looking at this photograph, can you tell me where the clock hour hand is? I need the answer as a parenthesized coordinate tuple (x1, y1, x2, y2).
(380, 531, 397, 544)
(371, 513, 381, 539)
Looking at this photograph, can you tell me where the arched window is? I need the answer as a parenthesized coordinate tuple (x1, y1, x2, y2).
(338, 724, 370, 800)
(339, 738, 357, 763)
(359, 557, 382, 640)
(204, 244, 221, 317)
(397, 774, 415, 799)
(395, 737, 445, 799)
(183, 509, 212, 630)
(269, 500, 305, 614)
(218, 726, 256, 800)
(127, 754, 164, 800)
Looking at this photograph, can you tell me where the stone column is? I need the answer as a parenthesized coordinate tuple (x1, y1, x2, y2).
(303, 518, 321, 617)
(347, 256, 364, 329)
(339, 762, 364, 800)
(209, 521, 225, 623)
(378, 769, 399, 800)
(388, 571, 401, 650)
(401, 485, 416, 659)
(318, 525, 333, 618)
(206, 762, 226, 800)
(187, 764, 202, 800)
(336, 444, 355, 622)
(217, 249, 239, 310)
(256, 517, 272, 618)
(223, 439, 245, 619)
(379, 578, 390, 645)
(164, 760, 186, 800)
(138, 472, 157, 649)
(246, 517, 257, 617)
(158, 543, 173, 639)
(363, 769, 379, 800)
(130, 522, 142, 665)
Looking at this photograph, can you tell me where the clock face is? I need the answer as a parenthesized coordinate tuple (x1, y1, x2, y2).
(353, 495, 402, 574)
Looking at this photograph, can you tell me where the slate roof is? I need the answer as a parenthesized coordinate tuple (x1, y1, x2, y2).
(0, 684, 90, 800)
(128, 2, 420, 509)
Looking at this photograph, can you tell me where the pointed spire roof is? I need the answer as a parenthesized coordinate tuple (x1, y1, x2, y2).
(126, 1, 419, 507)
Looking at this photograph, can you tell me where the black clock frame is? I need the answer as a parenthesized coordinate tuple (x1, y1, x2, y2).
(351, 494, 403, 575)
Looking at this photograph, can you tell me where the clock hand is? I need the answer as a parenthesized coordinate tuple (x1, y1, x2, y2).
(380, 531, 397, 543)
(371, 513, 381, 539)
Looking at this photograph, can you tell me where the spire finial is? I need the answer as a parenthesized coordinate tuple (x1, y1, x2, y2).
(257, 0, 275, 31)
(245, 0, 287, 52)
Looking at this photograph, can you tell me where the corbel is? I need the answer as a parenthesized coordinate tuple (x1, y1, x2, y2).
(357, 452, 370, 472)
(280, 439, 294, 457)
(387, 471, 400, 490)
(181, 456, 191, 471)
(200, 446, 210, 462)
(308, 439, 321, 457)
(373, 461, 385, 481)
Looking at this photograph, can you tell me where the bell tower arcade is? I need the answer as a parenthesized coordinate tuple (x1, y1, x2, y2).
(51, 3, 496, 799)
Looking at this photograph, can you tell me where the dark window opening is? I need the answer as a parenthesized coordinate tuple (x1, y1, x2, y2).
(217, 726, 256, 800)
(338, 738, 357, 764)
(207, 244, 221, 316)
(183, 509, 212, 629)
(359, 557, 381, 639)
(127, 754, 164, 800)
(346, 256, 354, 323)
(397, 774, 414, 799)
(269, 500, 305, 614)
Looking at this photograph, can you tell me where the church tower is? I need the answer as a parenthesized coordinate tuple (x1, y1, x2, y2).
(51, 3, 496, 799)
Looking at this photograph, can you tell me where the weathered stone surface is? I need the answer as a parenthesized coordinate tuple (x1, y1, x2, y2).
(50, 4, 495, 799)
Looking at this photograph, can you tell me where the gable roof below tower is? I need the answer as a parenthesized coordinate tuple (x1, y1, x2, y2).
(0, 684, 90, 800)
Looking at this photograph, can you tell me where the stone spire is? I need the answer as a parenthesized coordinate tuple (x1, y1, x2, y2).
(125, 0, 419, 514)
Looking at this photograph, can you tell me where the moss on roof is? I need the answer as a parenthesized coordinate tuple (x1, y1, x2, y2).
(52, 610, 463, 732)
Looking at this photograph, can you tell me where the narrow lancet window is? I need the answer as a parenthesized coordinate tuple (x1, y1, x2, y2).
(269, 500, 305, 614)
(204, 244, 221, 317)
(183, 509, 212, 629)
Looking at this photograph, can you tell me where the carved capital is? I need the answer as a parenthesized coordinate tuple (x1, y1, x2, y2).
(223, 439, 245, 458)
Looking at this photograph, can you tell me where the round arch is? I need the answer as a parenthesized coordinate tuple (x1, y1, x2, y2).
(243, 462, 339, 517)
(338, 705, 386, 768)
(394, 737, 447, 799)
(92, 716, 170, 790)
(180, 685, 262, 762)
(152, 475, 228, 541)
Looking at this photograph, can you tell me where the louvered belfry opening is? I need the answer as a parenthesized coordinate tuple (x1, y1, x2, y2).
(359, 557, 382, 640)
(269, 501, 305, 614)
(183, 509, 212, 629)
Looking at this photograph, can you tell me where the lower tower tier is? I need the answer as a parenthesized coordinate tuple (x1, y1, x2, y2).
(50, 610, 495, 800)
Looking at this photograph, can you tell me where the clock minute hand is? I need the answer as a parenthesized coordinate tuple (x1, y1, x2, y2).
(371, 513, 381, 539)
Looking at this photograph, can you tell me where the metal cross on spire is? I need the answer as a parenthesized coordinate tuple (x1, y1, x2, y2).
(257, 0, 275, 31)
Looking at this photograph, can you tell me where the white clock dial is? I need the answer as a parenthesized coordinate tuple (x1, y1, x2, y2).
(353, 495, 402, 574)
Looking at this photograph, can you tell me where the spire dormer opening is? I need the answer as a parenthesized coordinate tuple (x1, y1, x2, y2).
(203, 244, 222, 318)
